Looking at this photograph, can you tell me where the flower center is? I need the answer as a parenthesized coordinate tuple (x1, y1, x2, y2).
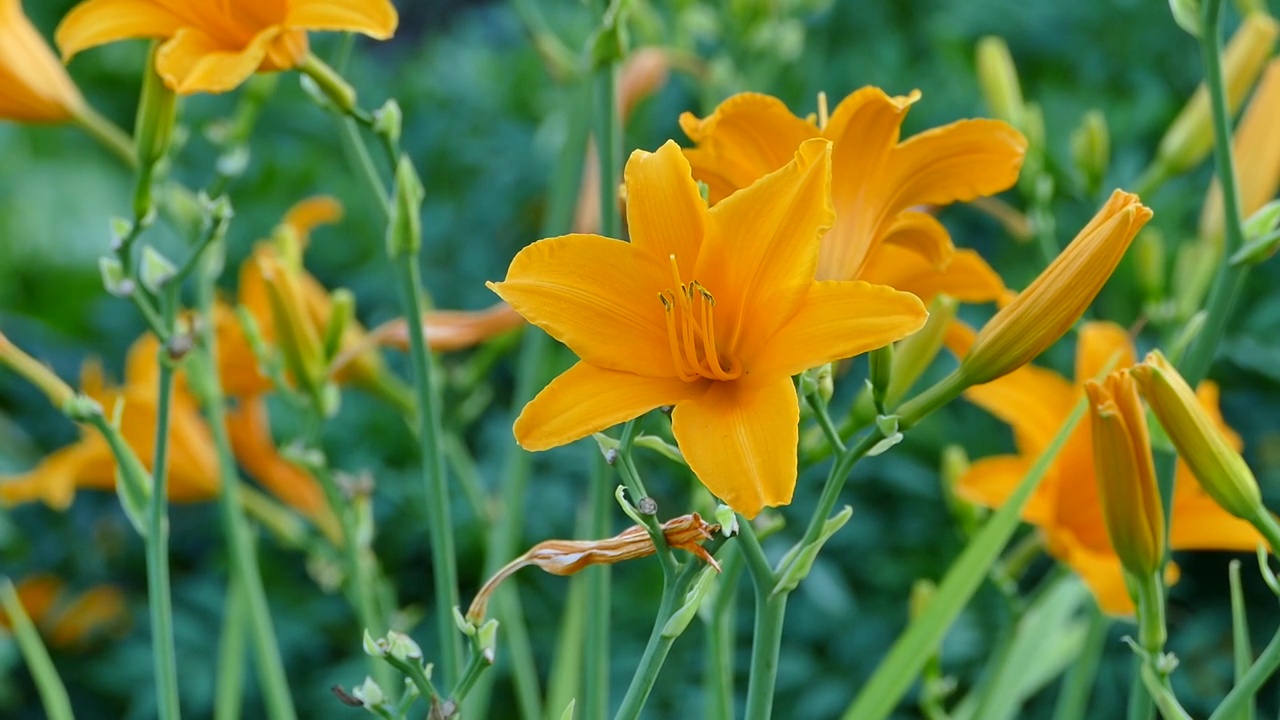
(659, 254, 740, 382)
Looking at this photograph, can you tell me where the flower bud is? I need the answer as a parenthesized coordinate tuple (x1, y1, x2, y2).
(0, 331, 77, 411)
(1201, 59, 1280, 244)
(958, 190, 1152, 385)
(1070, 109, 1110, 196)
(1156, 12, 1278, 175)
(1130, 350, 1264, 523)
(386, 156, 424, 258)
(256, 253, 327, 395)
(975, 36, 1025, 130)
(351, 676, 385, 708)
(99, 256, 134, 298)
(1085, 371, 1165, 578)
(139, 246, 176, 294)
(886, 294, 959, 408)
(1133, 229, 1167, 303)
(0, 0, 85, 123)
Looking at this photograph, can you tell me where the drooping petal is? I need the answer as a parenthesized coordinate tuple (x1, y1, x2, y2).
(670, 376, 799, 518)
(879, 210, 955, 268)
(282, 195, 343, 249)
(886, 118, 1027, 210)
(489, 234, 675, 377)
(515, 362, 704, 451)
(157, 25, 278, 94)
(964, 364, 1076, 455)
(955, 455, 1054, 526)
(679, 92, 820, 204)
(746, 281, 926, 376)
(623, 140, 707, 263)
(1074, 321, 1135, 385)
(859, 246, 1007, 304)
(55, 0, 184, 61)
(286, 0, 398, 38)
(0, 441, 104, 509)
(1170, 474, 1266, 550)
(698, 138, 834, 352)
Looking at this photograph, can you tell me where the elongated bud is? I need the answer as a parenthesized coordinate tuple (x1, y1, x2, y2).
(139, 246, 176, 293)
(1230, 199, 1280, 265)
(133, 44, 177, 220)
(1155, 12, 1278, 175)
(1085, 371, 1165, 578)
(868, 344, 892, 411)
(372, 99, 402, 148)
(1130, 350, 1264, 524)
(99, 256, 134, 298)
(1200, 59, 1280, 244)
(257, 253, 327, 395)
(1133, 229, 1167, 304)
(1168, 0, 1202, 35)
(386, 156, 424, 258)
(958, 190, 1152, 385)
(323, 288, 355, 363)
(467, 513, 720, 621)
(1070, 109, 1110, 196)
(298, 54, 357, 114)
(1172, 239, 1219, 322)
(886, 295, 959, 408)
(0, 331, 76, 410)
(976, 36, 1025, 130)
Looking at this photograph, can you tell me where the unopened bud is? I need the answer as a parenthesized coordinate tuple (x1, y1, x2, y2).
(1172, 240, 1219, 322)
(298, 54, 357, 114)
(1071, 110, 1110, 195)
(351, 676, 385, 708)
(0, 332, 77, 410)
(139, 246, 176, 293)
(99, 257, 134, 298)
(372, 99, 402, 148)
(386, 156, 424, 258)
(886, 294, 959, 408)
(1168, 0, 1202, 35)
(868, 345, 893, 412)
(384, 630, 422, 662)
(1231, 200, 1280, 265)
(1133, 229, 1167, 302)
(323, 288, 355, 363)
(975, 36, 1024, 130)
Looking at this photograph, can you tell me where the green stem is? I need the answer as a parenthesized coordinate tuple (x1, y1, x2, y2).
(743, 591, 789, 720)
(1210, 626, 1280, 720)
(1178, 0, 1251, 387)
(193, 252, 298, 720)
(214, 579, 248, 720)
(392, 256, 463, 685)
(452, 649, 493, 705)
(146, 287, 182, 720)
(1051, 603, 1109, 720)
(340, 116, 390, 219)
(705, 546, 744, 720)
(612, 563, 699, 720)
(72, 103, 136, 168)
(584, 453, 613, 720)
(0, 578, 74, 720)
(1228, 560, 1255, 720)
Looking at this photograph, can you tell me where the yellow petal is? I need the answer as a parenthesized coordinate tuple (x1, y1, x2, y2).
(699, 137, 834, 353)
(679, 92, 820, 205)
(1074, 321, 1135, 384)
(0, 0, 84, 122)
(955, 455, 1055, 526)
(282, 195, 343, 249)
(819, 86, 920, 281)
(964, 364, 1076, 454)
(747, 281, 926, 376)
(1047, 531, 1135, 616)
(45, 585, 128, 648)
(157, 25, 279, 94)
(1170, 474, 1266, 550)
(0, 441, 102, 509)
(55, 0, 183, 61)
(623, 140, 706, 263)
(670, 376, 798, 518)
(515, 362, 703, 451)
(888, 118, 1027, 209)
(286, 0, 398, 38)
(879, 210, 955, 268)
(860, 246, 1007, 304)
(489, 233, 675, 378)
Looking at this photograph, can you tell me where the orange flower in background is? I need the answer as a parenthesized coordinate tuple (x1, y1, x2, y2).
(957, 322, 1264, 614)
(1, 575, 129, 648)
(1200, 58, 1280, 242)
(359, 302, 526, 357)
(490, 140, 927, 517)
(0, 0, 85, 122)
(56, 0, 398, 94)
(680, 88, 1026, 304)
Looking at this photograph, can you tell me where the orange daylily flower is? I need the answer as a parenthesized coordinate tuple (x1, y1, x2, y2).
(957, 322, 1264, 614)
(0, 0, 85, 122)
(56, 0, 397, 94)
(490, 140, 927, 517)
(679, 88, 1025, 303)
(1, 574, 129, 648)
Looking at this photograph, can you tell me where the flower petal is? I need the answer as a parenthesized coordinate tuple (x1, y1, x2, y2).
(515, 362, 703, 451)
(157, 25, 277, 94)
(624, 140, 707, 263)
(1074, 321, 1135, 384)
(817, 86, 919, 281)
(964, 364, 1076, 454)
(746, 281, 926, 376)
(671, 376, 798, 518)
(489, 234, 676, 377)
(55, 0, 183, 61)
(287, 0, 398, 38)
(679, 92, 820, 205)
(879, 210, 954, 268)
(1047, 531, 1135, 616)
(1170, 473, 1266, 550)
(955, 455, 1054, 526)
(226, 396, 326, 517)
(860, 246, 1007, 304)
(698, 137, 834, 353)
(887, 118, 1027, 209)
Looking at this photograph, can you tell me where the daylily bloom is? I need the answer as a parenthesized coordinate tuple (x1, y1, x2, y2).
(0, 0, 85, 122)
(56, 0, 398, 94)
(1085, 370, 1164, 579)
(359, 302, 526, 356)
(490, 140, 927, 517)
(1, 574, 129, 648)
(1200, 59, 1280, 242)
(679, 88, 1025, 304)
(957, 322, 1264, 614)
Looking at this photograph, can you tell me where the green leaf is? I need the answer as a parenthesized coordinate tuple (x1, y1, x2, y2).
(842, 399, 1087, 720)
(772, 506, 853, 595)
(0, 578, 74, 720)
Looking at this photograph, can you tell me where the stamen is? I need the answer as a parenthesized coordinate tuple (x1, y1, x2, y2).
(817, 91, 829, 131)
(697, 286, 736, 381)
(660, 291, 699, 382)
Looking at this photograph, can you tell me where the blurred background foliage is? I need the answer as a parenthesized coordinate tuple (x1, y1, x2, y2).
(3, 0, 1280, 717)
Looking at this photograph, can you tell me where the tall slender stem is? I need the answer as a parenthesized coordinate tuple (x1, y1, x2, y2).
(393, 257, 463, 685)
(612, 562, 700, 720)
(743, 591, 788, 720)
(146, 287, 182, 720)
(193, 252, 298, 720)
(705, 547, 743, 720)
